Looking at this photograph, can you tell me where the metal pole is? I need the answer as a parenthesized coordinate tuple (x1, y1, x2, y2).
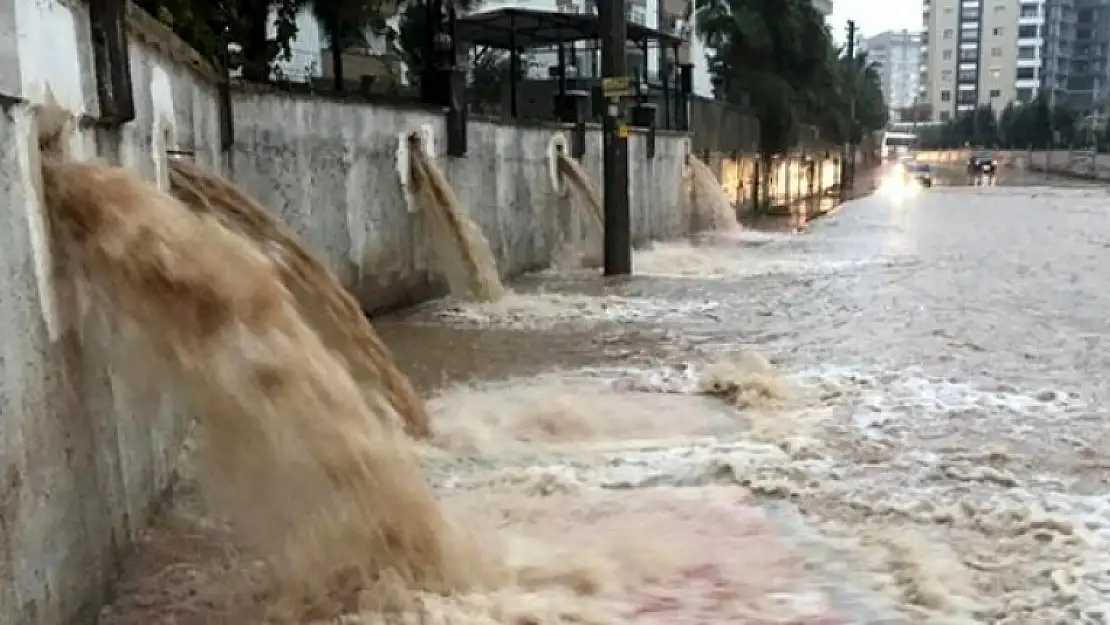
(842, 19, 857, 189)
(600, 0, 632, 275)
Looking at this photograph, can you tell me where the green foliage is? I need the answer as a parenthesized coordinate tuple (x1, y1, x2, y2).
(138, 0, 481, 83)
(135, 0, 304, 79)
(394, 0, 514, 94)
(696, 0, 887, 156)
(394, 1, 428, 85)
(918, 96, 1069, 150)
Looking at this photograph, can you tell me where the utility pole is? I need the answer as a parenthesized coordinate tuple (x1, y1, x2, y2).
(842, 19, 857, 190)
(599, 0, 632, 276)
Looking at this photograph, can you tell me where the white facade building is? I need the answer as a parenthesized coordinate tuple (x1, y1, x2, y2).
(920, 0, 1046, 122)
(863, 30, 923, 119)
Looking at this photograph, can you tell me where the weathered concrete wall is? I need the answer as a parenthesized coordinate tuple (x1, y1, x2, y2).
(231, 91, 690, 311)
(918, 149, 1110, 181)
(0, 2, 220, 625)
(0, 3, 693, 625)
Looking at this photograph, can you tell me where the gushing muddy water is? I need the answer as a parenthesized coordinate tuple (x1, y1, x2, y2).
(375, 180, 1110, 623)
(94, 167, 1110, 624)
(686, 153, 741, 232)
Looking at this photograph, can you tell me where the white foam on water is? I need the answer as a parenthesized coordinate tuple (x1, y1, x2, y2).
(425, 372, 744, 456)
(780, 365, 1106, 621)
(632, 240, 902, 280)
(422, 291, 723, 328)
(416, 354, 1110, 622)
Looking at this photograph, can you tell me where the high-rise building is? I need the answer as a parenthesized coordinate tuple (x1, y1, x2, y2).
(863, 30, 923, 120)
(920, 0, 1046, 121)
(1042, 0, 1110, 111)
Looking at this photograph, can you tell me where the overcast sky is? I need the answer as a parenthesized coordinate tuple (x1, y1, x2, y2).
(829, 0, 921, 43)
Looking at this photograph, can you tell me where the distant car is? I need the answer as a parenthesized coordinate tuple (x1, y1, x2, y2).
(903, 161, 934, 187)
(967, 152, 998, 178)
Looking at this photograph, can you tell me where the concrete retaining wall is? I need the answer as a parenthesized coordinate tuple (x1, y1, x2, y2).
(230, 92, 688, 312)
(1, 3, 218, 625)
(918, 149, 1110, 181)
(0, 2, 690, 624)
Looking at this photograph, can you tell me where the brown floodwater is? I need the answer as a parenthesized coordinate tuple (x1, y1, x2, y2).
(100, 165, 1110, 624)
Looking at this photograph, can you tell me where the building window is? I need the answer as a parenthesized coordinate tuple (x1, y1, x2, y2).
(941, 90, 951, 101)
(1018, 46, 1037, 59)
(958, 69, 977, 81)
(957, 90, 977, 103)
(1020, 3, 1038, 18)
(1016, 88, 1034, 102)
(1016, 67, 1036, 79)
(943, 50, 953, 60)
(944, 29, 954, 39)
(990, 89, 1001, 97)
(941, 69, 953, 80)
(992, 27, 1003, 36)
(940, 111, 951, 121)
(992, 47, 1003, 57)
(960, 49, 978, 61)
(988, 67, 1001, 79)
(1018, 25, 1038, 38)
(993, 4, 1006, 11)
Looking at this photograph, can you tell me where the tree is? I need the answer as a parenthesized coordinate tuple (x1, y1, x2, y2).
(918, 95, 1058, 150)
(696, 0, 886, 157)
(135, 0, 303, 80)
(310, 0, 393, 91)
(1051, 102, 1078, 147)
(394, 0, 502, 90)
(971, 104, 998, 147)
(395, 1, 429, 85)
(844, 51, 889, 142)
(696, 0, 841, 156)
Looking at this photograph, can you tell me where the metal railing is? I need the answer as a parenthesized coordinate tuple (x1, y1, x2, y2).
(689, 97, 759, 154)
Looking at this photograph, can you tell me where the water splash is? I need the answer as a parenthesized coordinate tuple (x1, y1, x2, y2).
(167, 159, 431, 438)
(686, 154, 740, 232)
(407, 135, 505, 302)
(40, 160, 477, 617)
(555, 153, 605, 268)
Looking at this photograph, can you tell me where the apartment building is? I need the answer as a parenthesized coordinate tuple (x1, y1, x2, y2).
(1042, 0, 1110, 111)
(863, 30, 923, 120)
(920, 0, 1045, 121)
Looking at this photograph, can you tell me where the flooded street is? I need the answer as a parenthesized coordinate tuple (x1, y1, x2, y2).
(99, 169, 1110, 624)
(375, 172, 1110, 623)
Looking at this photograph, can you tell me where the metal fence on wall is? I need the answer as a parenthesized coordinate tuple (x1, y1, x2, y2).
(689, 97, 760, 155)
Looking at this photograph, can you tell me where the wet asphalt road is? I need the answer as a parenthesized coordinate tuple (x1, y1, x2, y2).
(374, 165, 1110, 622)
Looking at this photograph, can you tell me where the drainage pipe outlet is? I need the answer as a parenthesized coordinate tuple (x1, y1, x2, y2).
(397, 124, 436, 214)
(547, 133, 569, 197)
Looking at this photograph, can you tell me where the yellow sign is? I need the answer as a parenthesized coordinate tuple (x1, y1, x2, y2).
(617, 124, 631, 139)
(602, 76, 634, 98)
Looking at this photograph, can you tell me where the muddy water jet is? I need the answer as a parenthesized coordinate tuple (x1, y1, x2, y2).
(686, 154, 740, 232)
(555, 152, 605, 268)
(556, 153, 604, 233)
(166, 159, 431, 438)
(39, 160, 478, 615)
(404, 133, 505, 302)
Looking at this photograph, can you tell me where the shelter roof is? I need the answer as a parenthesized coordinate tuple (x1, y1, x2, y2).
(455, 8, 683, 49)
